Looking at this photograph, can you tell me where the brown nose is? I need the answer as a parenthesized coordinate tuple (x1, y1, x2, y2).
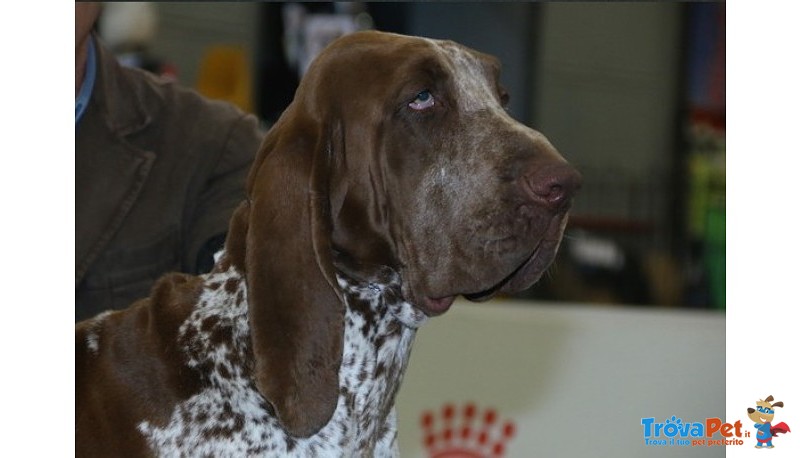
(520, 162, 582, 211)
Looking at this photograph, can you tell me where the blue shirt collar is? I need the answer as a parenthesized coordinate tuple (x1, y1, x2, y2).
(75, 37, 97, 125)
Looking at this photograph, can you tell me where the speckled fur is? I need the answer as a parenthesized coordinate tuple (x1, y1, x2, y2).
(137, 260, 426, 456)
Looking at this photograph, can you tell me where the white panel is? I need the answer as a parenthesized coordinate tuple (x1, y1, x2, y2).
(396, 300, 725, 457)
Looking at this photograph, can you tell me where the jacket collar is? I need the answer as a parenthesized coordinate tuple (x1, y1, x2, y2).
(75, 36, 158, 287)
(89, 35, 153, 137)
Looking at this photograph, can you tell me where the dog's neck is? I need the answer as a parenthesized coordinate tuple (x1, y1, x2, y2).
(143, 264, 425, 454)
(329, 271, 426, 448)
(335, 268, 429, 329)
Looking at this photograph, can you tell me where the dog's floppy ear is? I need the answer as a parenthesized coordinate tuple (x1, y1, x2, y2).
(226, 100, 343, 438)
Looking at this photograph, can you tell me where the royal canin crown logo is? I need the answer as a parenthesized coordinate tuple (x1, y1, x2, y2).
(421, 403, 516, 457)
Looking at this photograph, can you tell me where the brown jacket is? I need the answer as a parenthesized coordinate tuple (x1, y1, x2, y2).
(76, 37, 264, 321)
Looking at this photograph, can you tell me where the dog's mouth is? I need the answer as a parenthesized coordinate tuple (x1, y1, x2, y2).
(419, 213, 569, 316)
(464, 242, 542, 302)
(422, 242, 545, 316)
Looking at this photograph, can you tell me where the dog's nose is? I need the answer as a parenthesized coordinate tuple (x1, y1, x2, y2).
(520, 162, 582, 211)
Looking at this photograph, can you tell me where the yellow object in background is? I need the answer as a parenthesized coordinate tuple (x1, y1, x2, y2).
(196, 45, 253, 113)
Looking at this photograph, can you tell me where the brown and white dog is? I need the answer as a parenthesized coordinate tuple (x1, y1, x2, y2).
(75, 31, 580, 456)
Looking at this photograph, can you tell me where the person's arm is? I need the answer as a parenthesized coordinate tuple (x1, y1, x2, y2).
(186, 112, 265, 273)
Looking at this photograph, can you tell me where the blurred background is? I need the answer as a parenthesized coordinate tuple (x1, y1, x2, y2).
(95, 1, 725, 311)
(88, 3, 727, 456)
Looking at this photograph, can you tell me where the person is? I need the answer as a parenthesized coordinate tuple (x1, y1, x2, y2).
(75, 3, 265, 321)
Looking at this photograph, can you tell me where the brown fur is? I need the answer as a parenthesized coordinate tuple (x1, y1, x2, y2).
(76, 274, 203, 455)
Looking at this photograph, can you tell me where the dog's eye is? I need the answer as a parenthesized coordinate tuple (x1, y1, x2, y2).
(409, 90, 435, 110)
(499, 87, 510, 108)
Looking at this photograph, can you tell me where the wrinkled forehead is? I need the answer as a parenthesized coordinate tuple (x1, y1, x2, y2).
(424, 38, 502, 113)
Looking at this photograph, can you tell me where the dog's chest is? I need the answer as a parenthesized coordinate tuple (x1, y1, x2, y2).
(137, 267, 419, 456)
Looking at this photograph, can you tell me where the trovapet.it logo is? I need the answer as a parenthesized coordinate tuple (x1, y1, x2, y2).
(641, 416, 746, 447)
(641, 394, 792, 448)
(745, 395, 791, 449)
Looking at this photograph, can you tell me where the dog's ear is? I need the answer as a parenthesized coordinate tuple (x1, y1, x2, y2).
(225, 101, 343, 438)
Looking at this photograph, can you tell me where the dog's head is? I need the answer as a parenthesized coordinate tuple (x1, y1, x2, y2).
(224, 31, 580, 437)
(747, 395, 784, 424)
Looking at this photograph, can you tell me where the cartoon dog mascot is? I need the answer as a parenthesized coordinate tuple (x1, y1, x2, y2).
(747, 395, 791, 449)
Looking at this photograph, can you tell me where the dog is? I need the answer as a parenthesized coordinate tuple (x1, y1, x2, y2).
(76, 31, 581, 456)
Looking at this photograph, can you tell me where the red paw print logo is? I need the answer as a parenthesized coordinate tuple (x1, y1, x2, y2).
(421, 402, 516, 457)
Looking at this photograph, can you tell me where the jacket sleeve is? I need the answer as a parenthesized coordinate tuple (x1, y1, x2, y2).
(184, 111, 265, 272)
